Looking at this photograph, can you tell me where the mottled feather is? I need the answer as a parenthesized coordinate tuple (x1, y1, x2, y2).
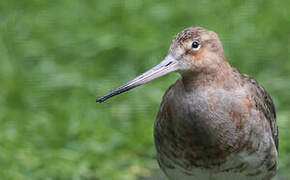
(237, 70, 278, 150)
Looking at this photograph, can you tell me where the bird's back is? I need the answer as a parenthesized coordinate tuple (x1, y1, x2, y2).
(154, 68, 278, 180)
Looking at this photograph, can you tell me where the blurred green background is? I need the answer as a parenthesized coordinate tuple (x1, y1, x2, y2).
(0, 0, 290, 179)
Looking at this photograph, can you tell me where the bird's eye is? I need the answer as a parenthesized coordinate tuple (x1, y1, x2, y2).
(191, 41, 200, 51)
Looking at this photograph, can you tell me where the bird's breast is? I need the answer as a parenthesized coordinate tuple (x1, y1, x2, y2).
(154, 80, 257, 170)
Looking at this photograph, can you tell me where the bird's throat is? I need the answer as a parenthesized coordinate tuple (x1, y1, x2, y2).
(181, 61, 233, 92)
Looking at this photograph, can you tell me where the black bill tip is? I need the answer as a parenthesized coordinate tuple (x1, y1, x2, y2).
(96, 93, 114, 103)
(96, 83, 134, 103)
(96, 97, 105, 103)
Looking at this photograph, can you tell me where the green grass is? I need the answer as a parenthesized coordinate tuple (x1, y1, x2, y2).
(0, 0, 290, 179)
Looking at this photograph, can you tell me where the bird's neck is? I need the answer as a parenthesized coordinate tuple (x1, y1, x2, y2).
(181, 61, 233, 91)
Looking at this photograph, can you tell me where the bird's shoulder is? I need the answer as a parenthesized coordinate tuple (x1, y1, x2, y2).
(232, 68, 278, 150)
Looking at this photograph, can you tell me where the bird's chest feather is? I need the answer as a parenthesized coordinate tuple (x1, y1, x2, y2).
(156, 85, 250, 149)
(154, 83, 271, 175)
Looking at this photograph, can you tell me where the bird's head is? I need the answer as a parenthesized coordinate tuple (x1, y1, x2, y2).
(168, 27, 225, 74)
(97, 27, 226, 102)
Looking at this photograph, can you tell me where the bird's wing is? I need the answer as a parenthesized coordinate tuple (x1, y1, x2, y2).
(238, 71, 278, 151)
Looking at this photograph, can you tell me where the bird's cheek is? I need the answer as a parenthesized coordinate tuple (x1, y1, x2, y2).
(178, 54, 192, 68)
(186, 54, 203, 70)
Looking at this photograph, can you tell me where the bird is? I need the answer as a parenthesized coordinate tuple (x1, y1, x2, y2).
(96, 27, 278, 180)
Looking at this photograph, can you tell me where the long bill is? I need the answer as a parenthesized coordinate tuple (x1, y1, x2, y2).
(96, 56, 178, 103)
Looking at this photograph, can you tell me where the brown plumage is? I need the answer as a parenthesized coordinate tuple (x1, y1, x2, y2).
(97, 27, 278, 180)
